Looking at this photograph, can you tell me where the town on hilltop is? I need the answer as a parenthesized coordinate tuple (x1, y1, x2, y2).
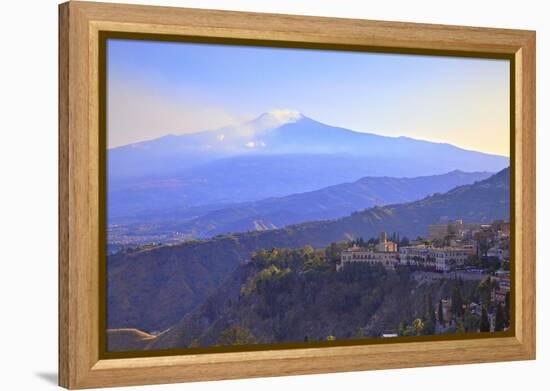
(337, 219, 511, 336)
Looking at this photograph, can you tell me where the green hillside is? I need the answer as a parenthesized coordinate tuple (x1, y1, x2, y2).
(147, 246, 482, 350)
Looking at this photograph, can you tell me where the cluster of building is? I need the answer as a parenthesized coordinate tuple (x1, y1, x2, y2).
(337, 220, 510, 273)
(429, 219, 510, 261)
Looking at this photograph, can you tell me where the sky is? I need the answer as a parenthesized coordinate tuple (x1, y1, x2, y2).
(107, 39, 510, 156)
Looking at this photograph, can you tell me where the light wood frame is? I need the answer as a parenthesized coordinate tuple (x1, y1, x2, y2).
(59, 1, 536, 389)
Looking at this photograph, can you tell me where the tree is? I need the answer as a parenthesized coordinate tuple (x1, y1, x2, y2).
(399, 236, 410, 247)
(477, 240, 490, 257)
(398, 321, 407, 337)
(463, 310, 480, 332)
(302, 245, 315, 256)
(478, 277, 492, 308)
(451, 285, 464, 318)
(421, 318, 435, 335)
(423, 293, 436, 327)
(218, 325, 257, 346)
(480, 308, 490, 332)
(438, 299, 445, 326)
(430, 305, 436, 326)
(494, 304, 505, 331)
(412, 318, 424, 336)
(455, 319, 465, 334)
(466, 254, 481, 268)
(504, 291, 511, 327)
(422, 294, 429, 319)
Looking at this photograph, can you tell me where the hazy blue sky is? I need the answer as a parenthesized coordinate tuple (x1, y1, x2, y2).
(107, 39, 510, 156)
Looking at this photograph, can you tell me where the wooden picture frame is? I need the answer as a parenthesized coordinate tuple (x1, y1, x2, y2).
(59, 1, 536, 389)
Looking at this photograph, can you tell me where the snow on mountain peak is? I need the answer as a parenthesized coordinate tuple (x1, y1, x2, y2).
(210, 109, 304, 143)
(252, 109, 303, 130)
(264, 109, 303, 124)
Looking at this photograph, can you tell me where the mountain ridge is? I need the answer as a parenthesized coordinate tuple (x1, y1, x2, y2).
(110, 170, 493, 241)
(107, 111, 509, 220)
(107, 168, 510, 332)
(108, 111, 508, 177)
(110, 110, 507, 159)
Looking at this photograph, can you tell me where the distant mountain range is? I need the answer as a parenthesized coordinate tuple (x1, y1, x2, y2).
(108, 110, 509, 220)
(111, 170, 492, 242)
(107, 168, 510, 332)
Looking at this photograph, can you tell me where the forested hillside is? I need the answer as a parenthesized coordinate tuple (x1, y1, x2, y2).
(144, 246, 481, 350)
(107, 168, 509, 332)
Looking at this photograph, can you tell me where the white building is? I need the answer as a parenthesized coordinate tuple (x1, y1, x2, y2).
(431, 247, 471, 271)
(338, 245, 399, 271)
(399, 245, 434, 268)
(399, 245, 475, 271)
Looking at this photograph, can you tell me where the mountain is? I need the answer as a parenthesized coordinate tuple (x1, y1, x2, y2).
(107, 109, 304, 180)
(107, 168, 510, 332)
(112, 170, 492, 241)
(107, 110, 509, 220)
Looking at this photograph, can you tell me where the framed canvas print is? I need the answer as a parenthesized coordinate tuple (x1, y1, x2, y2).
(59, 1, 536, 389)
